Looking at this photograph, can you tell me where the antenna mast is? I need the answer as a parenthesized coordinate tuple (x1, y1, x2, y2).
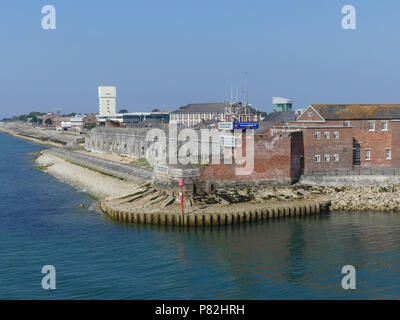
(245, 72, 248, 106)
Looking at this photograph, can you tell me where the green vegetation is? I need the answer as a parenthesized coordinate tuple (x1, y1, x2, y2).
(88, 193, 100, 200)
(83, 122, 97, 130)
(36, 163, 54, 171)
(10, 111, 45, 124)
(129, 158, 151, 168)
(118, 109, 128, 113)
(29, 151, 44, 160)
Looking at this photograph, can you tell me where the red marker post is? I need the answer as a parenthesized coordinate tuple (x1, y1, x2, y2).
(179, 178, 184, 215)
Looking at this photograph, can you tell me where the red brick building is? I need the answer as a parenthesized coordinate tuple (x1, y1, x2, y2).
(293, 104, 400, 172)
(200, 131, 304, 184)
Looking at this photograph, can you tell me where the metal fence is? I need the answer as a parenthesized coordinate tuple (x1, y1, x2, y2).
(303, 167, 400, 176)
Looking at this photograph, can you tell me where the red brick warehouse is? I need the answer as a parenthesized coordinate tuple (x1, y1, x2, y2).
(292, 104, 400, 173)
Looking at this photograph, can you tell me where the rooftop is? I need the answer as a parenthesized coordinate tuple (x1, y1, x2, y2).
(311, 104, 400, 120)
(258, 110, 297, 131)
(172, 103, 231, 114)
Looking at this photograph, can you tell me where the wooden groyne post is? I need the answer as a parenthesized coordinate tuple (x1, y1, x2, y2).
(99, 200, 331, 227)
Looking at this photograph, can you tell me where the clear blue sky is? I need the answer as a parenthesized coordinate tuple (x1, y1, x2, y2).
(1, 0, 400, 118)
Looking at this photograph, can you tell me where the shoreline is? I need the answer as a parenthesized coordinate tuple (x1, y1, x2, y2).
(0, 125, 64, 147)
(3, 123, 400, 227)
(35, 151, 143, 200)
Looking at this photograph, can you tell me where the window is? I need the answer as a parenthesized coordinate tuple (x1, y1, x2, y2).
(315, 132, 321, 139)
(333, 131, 339, 139)
(381, 121, 388, 131)
(365, 150, 371, 161)
(324, 154, 330, 162)
(324, 132, 330, 139)
(333, 154, 339, 162)
(369, 121, 375, 131)
(343, 121, 350, 127)
(308, 112, 313, 117)
(315, 155, 321, 162)
(386, 149, 392, 160)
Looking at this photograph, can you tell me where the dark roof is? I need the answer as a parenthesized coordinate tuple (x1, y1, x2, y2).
(262, 110, 297, 123)
(258, 110, 297, 131)
(311, 104, 400, 120)
(172, 103, 230, 114)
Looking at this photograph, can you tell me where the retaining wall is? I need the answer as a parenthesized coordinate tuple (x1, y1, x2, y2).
(99, 200, 331, 227)
(299, 174, 400, 187)
(48, 148, 153, 183)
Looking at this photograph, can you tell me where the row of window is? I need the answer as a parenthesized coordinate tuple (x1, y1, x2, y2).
(315, 154, 340, 162)
(171, 113, 255, 122)
(314, 149, 392, 163)
(364, 149, 392, 160)
(341, 120, 388, 131)
(368, 121, 388, 131)
(315, 131, 340, 140)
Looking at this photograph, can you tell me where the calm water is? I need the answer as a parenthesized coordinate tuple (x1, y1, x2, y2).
(1, 132, 400, 299)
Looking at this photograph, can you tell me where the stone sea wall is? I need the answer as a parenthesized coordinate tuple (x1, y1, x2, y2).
(299, 174, 400, 187)
(48, 148, 153, 183)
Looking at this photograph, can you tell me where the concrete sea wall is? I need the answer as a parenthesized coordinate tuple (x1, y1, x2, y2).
(85, 127, 157, 158)
(99, 200, 331, 227)
(299, 174, 400, 187)
(48, 148, 153, 183)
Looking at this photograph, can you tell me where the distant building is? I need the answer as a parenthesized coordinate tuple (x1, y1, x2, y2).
(98, 86, 116, 115)
(273, 97, 293, 112)
(97, 112, 170, 127)
(170, 102, 261, 127)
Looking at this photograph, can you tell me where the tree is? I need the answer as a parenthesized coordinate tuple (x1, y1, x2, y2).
(45, 118, 53, 126)
(83, 122, 97, 130)
(119, 109, 128, 113)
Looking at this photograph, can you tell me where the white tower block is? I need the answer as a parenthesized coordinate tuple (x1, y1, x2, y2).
(98, 86, 116, 115)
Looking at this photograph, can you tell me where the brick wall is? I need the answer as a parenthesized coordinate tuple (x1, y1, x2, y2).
(391, 121, 400, 168)
(303, 127, 353, 173)
(290, 117, 395, 169)
(200, 132, 298, 183)
(290, 131, 304, 181)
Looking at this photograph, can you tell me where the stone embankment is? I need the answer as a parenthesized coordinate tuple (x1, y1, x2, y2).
(295, 184, 400, 212)
(47, 148, 153, 183)
(328, 185, 400, 212)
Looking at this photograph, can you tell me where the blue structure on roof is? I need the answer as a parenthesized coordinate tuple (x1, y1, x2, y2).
(233, 122, 259, 129)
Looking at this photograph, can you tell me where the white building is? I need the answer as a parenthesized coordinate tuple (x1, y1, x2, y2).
(70, 115, 84, 131)
(170, 102, 261, 127)
(98, 86, 117, 115)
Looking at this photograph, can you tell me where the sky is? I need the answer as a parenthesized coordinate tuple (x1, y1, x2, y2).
(1, 0, 400, 118)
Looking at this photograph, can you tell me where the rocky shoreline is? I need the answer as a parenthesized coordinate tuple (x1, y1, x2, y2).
(329, 185, 400, 212)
